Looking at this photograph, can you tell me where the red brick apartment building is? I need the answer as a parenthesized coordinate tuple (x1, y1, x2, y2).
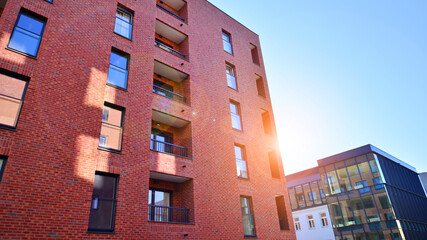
(0, 0, 295, 239)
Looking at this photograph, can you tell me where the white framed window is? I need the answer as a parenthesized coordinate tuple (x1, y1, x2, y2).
(222, 31, 232, 54)
(230, 101, 242, 130)
(307, 215, 315, 229)
(226, 64, 237, 90)
(294, 217, 301, 231)
(320, 212, 329, 227)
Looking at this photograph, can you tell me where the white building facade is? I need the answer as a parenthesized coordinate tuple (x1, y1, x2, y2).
(292, 205, 335, 240)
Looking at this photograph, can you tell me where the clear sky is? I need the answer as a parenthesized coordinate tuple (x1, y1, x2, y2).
(208, 0, 427, 174)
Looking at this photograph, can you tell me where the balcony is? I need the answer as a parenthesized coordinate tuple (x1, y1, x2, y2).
(149, 172, 194, 224)
(153, 60, 190, 105)
(151, 110, 192, 158)
(156, 0, 187, 22)
(155, 20, 188, 60)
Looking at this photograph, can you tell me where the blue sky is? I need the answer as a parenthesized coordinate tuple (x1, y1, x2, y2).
(209, 0, 427, 174)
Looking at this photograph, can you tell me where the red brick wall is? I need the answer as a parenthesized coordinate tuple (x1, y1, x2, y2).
(0, 0, 295, 239)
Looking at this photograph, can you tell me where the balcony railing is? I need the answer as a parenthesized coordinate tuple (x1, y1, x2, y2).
(156, 3, 185, 22)
(155, 40, 187, 60)
(153, 85, 186, 103)
(150, 139, 188, 157)
(148, 205, 190, 224)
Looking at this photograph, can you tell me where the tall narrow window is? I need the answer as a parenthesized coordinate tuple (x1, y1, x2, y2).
(107, 50, 129, 89)
(0, 156, 7, 183)
(226, 63, 237, 90)
(307, 215, 315, 229)
(222, 31, 232, 54)
(235, 145, 248, 179)
(240, 196, 256, 237)
(320, 213, 329, 227)
(88, 172, 119, 232)
(99, 104, 124, 152)
(7, 9, 47, 57)
(308, 191, 317, 201)
(268, 150, 281, 179)
(275, 196, 290, 230)
(294, 218, 301, 231)
(148, 189, 172, 222)
(230, 101, 242, 130)
(250, 44, 259, 64)
(0, 69, 29, 129)
(114, 7, 133, 39)
(255, 75, 266, 97)
(261, 110, 272, 135)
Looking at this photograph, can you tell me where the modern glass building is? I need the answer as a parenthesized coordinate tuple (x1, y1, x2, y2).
(317, 145, 427, 240)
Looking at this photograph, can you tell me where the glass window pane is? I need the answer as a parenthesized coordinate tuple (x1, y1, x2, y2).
(240, 196, 255, 236)
(107, 65, 128, 88)
(9, 28, 41, 56)
(0, 74, 26, 99)
(102, 106, 122, 126)
(100, 123, 122, 150)
(17, 14, 44, 35)
(230, 102, 238, 114)
(231, 114, 241, 130)
(110, 52, 128, 69)
(0, 95, 22, 127)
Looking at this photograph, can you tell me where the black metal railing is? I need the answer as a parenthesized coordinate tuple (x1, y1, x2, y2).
(150, 139, 188, 157)
(156, 3, 185, 22)
(153, 85, 186, 103)
(148, 205, 190, 224)
(155, 40, 187, 60)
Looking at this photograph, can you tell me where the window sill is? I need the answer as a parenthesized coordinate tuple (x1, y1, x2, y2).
(87, 230, 116, 234)
(224, 50, 233, 56)
(238, 177, 250, 181)
(227, 86, 238, 92)
(148, 220, 195, 225)
(0, 124, 18, 132)
(106, 83, 128, 92)
(113, 32, 133, 42)
(98, 146, 122, 154)
(244, 235, 257, 239)
(232, 128, 243, 133)
(5, 47, 38, 59)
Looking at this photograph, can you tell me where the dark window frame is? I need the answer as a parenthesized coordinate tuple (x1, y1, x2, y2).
(240, 195, 256, 237)
(148, 188, 173, 222)
(98, 102, 125, 153)
(0, 156, 7, 183)
(114, 6, 134, 40)
(0, 68, 30, 131)
(106, 48, 130, 90)
(87, 171, 119, 233)
(7, 8, 47, 58)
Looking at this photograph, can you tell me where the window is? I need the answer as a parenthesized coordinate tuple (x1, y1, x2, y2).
(255, 75, 266, 97)
(378, 195, 391, 209)
(296, 192, 304, 202)
(226, 63, 237, 90)
(362, 196, 375, 208)
(88, 172, 119, 232)
(268, 150, 281, 179)
(307, 215, 315, 229)
(275, 196, 290, 230)
(240, 196, 256, 237)
(153, 80, 175, 99)
(320, 213, 329, 227)
(356, 181, 370, 194)
(0, 69, 30, 129)
(148, 189, 171, 222)
(250, 44, 259, 64)
(374, 177, 384, 190)
(294, 218, 301, 231)
(150, 128, 173, 154)
(308, 191, 317, 201)
(0, 156, 7, 183)
(99, 104, 124, 152)
(8, 9, 46, 57)
(107, 49, 129, 89)
(235, 145, 248, 179)
(369, 160, 379, 173)
(114, 7, 133, 39)
(45, 0, 53, 3)
(320, 189, 326, 198)
(222, 31, 232, 54)
(261, 110, 273, 135)
(230, 101, 242, 130)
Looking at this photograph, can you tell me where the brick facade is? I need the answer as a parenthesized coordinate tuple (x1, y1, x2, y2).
(0, 0, 296, 239)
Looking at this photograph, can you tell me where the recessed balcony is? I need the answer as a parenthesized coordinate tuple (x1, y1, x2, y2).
(156, 0, 187, 22)
(151, 110, 192, 158)
(153, 60, 190, 104)
(148, 172, 194, 224)
(155, 20, 188, 60)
